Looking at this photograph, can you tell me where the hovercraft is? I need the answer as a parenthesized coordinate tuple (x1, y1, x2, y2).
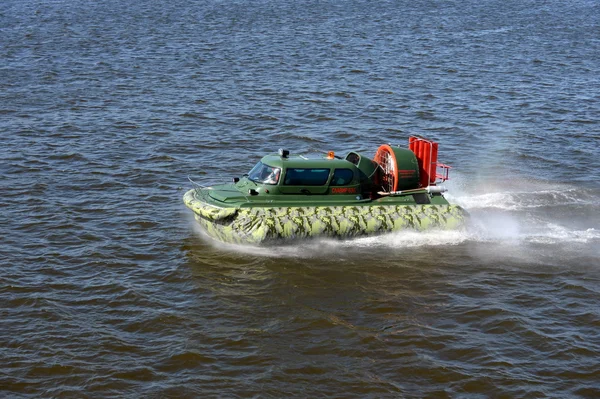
(184, 136, 467, 244)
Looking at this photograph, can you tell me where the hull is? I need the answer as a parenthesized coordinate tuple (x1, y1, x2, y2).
(184, 189, 467, 245)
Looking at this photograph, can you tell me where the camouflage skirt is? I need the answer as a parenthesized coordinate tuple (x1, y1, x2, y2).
(184, 190, 467, 245)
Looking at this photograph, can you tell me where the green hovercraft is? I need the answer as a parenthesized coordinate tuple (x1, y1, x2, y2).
(184, 136, 467, 245)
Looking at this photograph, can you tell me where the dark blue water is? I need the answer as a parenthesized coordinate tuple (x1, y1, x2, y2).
(2, 0, 599, 397)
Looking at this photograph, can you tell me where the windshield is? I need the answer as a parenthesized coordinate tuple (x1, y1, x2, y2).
(247, 162, 281, 185)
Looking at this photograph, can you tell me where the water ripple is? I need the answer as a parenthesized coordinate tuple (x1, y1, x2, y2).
(2, 0, 600, 397)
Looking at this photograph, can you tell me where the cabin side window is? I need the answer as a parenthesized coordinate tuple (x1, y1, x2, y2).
(330, 169, 354, 186)
(283, 168, 330, 186)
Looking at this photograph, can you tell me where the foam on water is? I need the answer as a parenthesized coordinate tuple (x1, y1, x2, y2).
(445, 172, 599, 243)
(345, 229, 469, 248)
(448, 188, 591, 211)
(445, 172, 596, 209)
(527, 225, 599, 245)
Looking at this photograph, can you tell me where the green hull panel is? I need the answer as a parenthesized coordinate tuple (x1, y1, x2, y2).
(184, 189, 467, 245)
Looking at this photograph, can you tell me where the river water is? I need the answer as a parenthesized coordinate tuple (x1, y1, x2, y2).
(2, 0, 599, 397)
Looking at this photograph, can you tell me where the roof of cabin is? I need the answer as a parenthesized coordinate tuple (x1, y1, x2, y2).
(260, 154, 357, 170)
